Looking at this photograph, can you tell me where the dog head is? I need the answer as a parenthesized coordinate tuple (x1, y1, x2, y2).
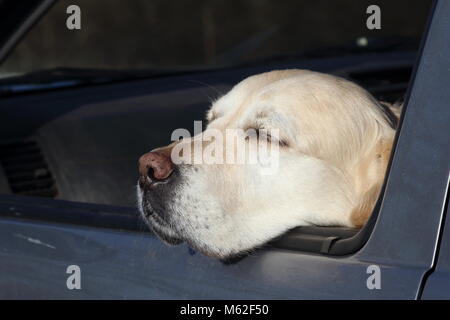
(137, 69, 395, 259)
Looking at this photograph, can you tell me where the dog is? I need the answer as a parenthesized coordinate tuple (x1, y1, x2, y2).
(137, 69, 400, 259)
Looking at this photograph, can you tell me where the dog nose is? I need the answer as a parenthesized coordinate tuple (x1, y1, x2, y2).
(138, 151, 174, 181)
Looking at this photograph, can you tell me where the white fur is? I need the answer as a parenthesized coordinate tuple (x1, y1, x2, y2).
(137, 69, 396, 258)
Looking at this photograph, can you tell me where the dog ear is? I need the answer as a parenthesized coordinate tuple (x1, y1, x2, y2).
(379, 101, 403, 128)
(350, 134, 393, 228)
(350, 183, 382, 228)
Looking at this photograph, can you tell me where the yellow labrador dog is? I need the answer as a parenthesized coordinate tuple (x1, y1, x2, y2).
(137, 69, 399, 258)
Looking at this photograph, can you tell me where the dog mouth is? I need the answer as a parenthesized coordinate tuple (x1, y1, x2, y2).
(138, 185, 255, 261)
(137, 172, 250, 260)
(146, 215, 184, 245)
(138, 190, 184, 245)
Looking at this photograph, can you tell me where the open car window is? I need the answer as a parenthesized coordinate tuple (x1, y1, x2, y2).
(0, 0, 435, 258)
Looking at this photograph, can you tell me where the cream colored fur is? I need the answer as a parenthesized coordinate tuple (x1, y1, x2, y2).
(137, 69, 398, 258)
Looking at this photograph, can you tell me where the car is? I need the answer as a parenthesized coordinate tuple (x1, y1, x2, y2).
(0, 0, 448, 299)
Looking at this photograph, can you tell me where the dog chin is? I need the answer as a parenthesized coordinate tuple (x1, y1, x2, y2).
(143, 212, 184, 245)
(137, 195, 184, 246)
(137, 183, 252, 259)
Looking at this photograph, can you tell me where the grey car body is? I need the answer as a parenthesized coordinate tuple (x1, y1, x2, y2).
(0, 0, 448, 299)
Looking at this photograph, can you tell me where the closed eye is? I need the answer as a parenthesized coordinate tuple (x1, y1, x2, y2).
(245, 128, 288, 147)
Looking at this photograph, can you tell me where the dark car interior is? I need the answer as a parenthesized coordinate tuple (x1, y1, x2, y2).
(3, 0, 450, 302)
(0, 0, 435, 261)
(0, 51, 415, 256)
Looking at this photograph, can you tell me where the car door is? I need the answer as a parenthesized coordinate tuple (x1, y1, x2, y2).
(421, 182, 449, 300)
(0, 0, 448, 299)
